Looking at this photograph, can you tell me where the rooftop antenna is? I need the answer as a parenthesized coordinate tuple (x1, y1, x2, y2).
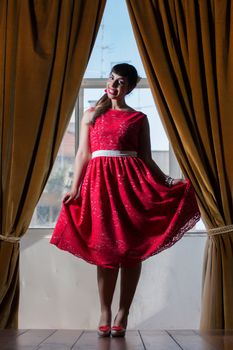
(100, 22, 110, 78)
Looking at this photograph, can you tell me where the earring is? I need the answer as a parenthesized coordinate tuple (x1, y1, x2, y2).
(104, 89, 107, 93)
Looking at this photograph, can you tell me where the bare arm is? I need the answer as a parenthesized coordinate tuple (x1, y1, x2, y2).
(63, 109, 93, 203)
(138, 116, 173, 186)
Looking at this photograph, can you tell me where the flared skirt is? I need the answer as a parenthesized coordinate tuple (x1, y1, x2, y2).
(50, 156, 201, 268)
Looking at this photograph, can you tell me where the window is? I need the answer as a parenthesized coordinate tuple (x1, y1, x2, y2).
(30, 113, 76, 228)
(29, 0, 205, 231)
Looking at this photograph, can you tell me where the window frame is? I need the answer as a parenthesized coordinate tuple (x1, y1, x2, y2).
(29, 78, 205, 233)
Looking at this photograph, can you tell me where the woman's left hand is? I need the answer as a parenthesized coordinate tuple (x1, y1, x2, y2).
(171, 178, 187, 186)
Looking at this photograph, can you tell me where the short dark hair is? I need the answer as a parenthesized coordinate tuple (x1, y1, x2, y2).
(111, 63, 141, 93)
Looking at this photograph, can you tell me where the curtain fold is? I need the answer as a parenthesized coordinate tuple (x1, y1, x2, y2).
(126, 0, 233, 329)
(0, 0, 106, 328)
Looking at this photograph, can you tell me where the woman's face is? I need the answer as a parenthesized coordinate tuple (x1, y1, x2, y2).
(106, 71, 130, 100)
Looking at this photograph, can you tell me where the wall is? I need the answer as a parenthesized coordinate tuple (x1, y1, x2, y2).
(19, 229, 207, 330)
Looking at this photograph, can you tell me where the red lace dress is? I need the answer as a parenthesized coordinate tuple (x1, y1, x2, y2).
(50, 109, 201, 269)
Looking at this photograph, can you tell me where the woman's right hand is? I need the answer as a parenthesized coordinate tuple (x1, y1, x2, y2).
(62, 188, 79, 205)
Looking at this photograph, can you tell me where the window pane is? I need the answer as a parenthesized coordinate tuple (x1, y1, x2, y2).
(30, 110, 75, 228)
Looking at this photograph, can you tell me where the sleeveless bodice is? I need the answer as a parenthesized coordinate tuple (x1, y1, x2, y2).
(89, 109, 146, 153)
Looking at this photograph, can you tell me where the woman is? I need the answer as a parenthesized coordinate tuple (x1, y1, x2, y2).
(50, 63, 200, 337)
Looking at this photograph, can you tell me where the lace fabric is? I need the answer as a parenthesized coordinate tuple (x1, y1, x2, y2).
(50, 109, 201, 268)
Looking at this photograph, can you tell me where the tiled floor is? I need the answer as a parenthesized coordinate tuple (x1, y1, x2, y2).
(0, 329, 233, 349)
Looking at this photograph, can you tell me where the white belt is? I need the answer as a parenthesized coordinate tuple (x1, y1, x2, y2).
(92, 150, 138, 158)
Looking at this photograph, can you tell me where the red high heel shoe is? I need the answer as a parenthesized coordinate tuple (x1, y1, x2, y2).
(97, 325, 111, 337)
(111, 325, 126, 337)
(111, 312, 128, 337)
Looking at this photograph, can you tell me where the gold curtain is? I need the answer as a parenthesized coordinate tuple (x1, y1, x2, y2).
(0, 0, 106, 328)
(126, 0, 233, 330)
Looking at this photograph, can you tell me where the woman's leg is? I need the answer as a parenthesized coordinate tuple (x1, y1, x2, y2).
(113, 262, 142, 328)
(97, 266, 119, 326)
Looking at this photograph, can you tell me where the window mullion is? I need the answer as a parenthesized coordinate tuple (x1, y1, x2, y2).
(75, 87, 84, 153)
